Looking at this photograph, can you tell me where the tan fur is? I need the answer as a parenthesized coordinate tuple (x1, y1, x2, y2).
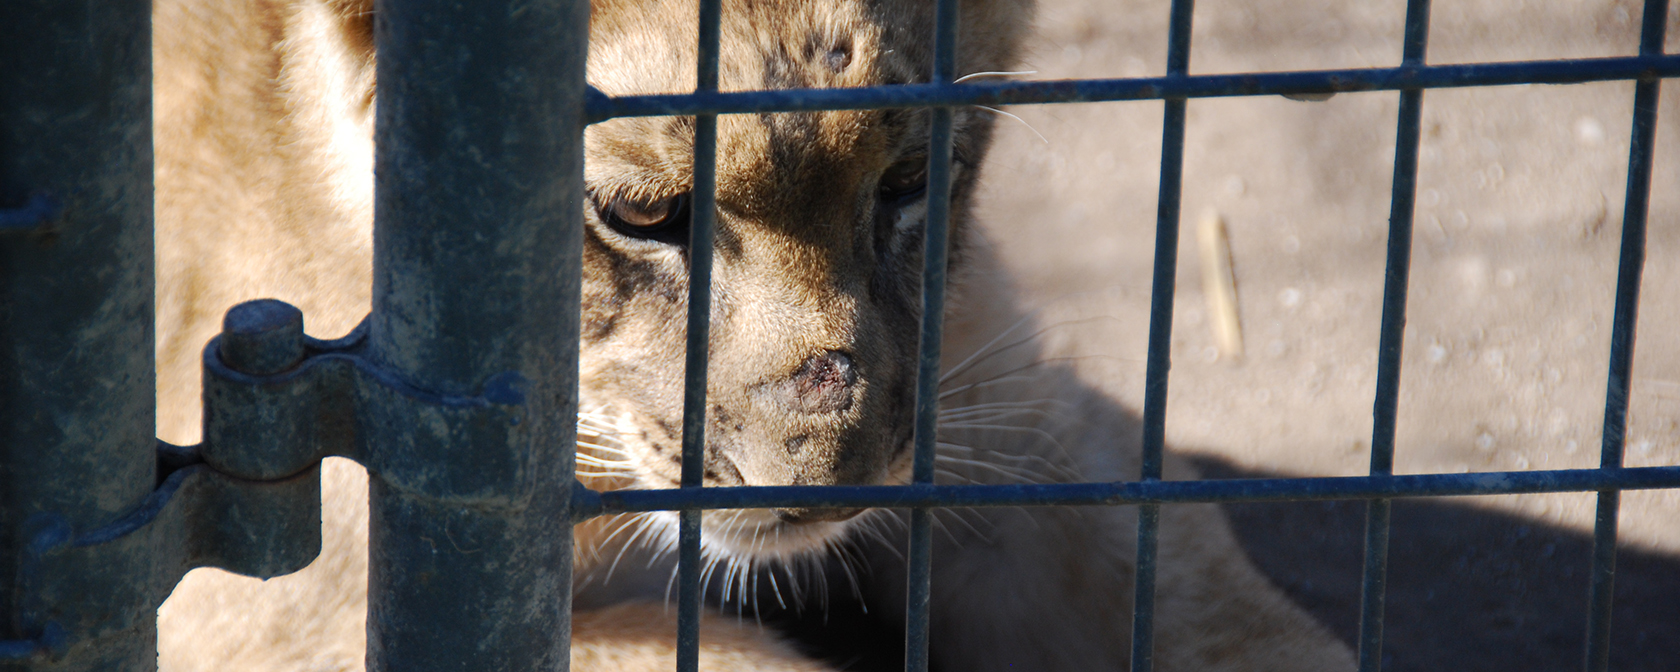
(570, 604, 834, 672)
(155, 0, 1357, 670)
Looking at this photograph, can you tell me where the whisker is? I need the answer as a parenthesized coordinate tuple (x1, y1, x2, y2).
(574, 451, 634, 465)
(953, 69, 1038, 83)
(941, 354, 1131, 402)
(932, 506, 993, 545)
(974, 105, 1049, 144)
(575, 443, 633, 459)
(765, 559, 788, 610)
(576, 469, 635, 479)
(938, 405, 1068, 424)
(853, 512, 905, 563)
(941, 422, 1071, 450)
(940, 398, 1075, 413)
(937, 375, 1042, 400)
(940, 315, 1131, 386)
(747, 558, 761, 624)
(939, 311, 1039, 384)
(935, 456, 1051, 484)
(830, 540, 867, 605)
(936, 442, 1080, 478)
(699, 554, 724, 603)
(939, 425, 1081, 473)
(811, 552, 830, 612)
(925, 507, 960, 546)
(603, 514, 659, 583)
(936, 441, 1062, 465)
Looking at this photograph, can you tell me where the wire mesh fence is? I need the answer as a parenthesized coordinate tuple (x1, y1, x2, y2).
(596, 0, 1679, 671)
(1, 0, 1676, 670)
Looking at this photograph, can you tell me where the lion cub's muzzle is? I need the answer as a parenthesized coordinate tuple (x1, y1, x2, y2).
(705, 346, 907, 526)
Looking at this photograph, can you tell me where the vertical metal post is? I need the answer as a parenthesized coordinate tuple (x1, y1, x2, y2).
(677, 0, 723, 669)
(904, 1, 960, 670)
(1358, 2, 1430, 671)
(1131, 1, 1194, 670)
(0, 1, 155, 669)
(368, 0, 586, 669)
(1583, 1, 1667, 670)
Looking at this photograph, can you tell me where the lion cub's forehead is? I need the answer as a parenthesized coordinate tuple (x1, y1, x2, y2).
(588, 0, 916, 96)
(584, 109, 900, 219)
(586, 0, 924, 208)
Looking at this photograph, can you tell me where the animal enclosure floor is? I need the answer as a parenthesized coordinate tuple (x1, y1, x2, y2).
(975, 0, 1680, 667)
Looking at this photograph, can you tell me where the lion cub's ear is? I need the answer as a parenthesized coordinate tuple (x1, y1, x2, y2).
(316, 0, 375, 65)
(321, 0, 373, 16)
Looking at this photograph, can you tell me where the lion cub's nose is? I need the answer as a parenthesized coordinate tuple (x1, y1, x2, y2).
(772, 350, 857, 414)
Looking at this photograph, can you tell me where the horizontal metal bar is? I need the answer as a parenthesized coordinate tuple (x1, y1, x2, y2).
(587, 54, 1680, 121)
(581, 465, 1680, 515)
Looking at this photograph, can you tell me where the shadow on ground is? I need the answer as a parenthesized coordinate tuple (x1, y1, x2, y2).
(1194, 456, 1680, 672)
(753, 458, 1680, 671)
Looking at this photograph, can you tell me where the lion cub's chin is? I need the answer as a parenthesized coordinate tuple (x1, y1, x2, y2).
(632, 509, 862, 561)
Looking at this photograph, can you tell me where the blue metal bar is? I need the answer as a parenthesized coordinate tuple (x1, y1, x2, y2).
(1131, 0, 1194, 669)
(1128, 504, 1161, 672)
(906, 1, 959, 670)
(366, 0, 584, 668)
(677, 0, 723, 669)
(586, 54, 1680, 121)
(1357, 2, 1430, 670)
(1356, 500, 1393, 671)
(675, 508, 703, 672)
(1584, 1, 1667, 669)
(0, 1, 155, 664)
(582, 465, 1680, 514)
(904, 507, 935, 672)
(1140, 0, 1196, 491)
(920, 0, 960, 493)
(1584, 492, 1621, 670)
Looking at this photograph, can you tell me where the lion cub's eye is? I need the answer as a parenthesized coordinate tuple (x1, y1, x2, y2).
(594, 193, 691, 245)
(878, 157, 929, 204)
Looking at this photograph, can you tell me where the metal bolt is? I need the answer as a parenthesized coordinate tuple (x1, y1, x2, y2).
(219, 299, 306, 376)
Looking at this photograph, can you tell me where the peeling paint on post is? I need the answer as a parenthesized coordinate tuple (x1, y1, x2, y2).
(0, 1, 156, 668)
(367, 0, 587, 670)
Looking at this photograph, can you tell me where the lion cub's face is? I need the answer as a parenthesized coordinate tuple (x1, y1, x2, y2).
(579, 0, 1026, 559)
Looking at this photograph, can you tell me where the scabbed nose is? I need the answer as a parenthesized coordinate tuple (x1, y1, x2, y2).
(772, 350, 857, 414)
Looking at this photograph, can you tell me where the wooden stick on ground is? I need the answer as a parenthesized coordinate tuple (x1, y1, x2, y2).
(1198, 207, 1244, 361)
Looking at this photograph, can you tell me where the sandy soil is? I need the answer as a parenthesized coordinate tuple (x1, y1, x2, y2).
(972, 0, 1679, 668)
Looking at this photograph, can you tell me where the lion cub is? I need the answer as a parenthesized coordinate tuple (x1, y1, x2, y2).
(154, 0, 1356, 670)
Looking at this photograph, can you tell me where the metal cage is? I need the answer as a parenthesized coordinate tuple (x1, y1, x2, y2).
(2, 0, 1678, 671)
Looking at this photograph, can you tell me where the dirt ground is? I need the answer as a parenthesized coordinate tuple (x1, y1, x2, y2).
(972, 0, 1680, 668)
